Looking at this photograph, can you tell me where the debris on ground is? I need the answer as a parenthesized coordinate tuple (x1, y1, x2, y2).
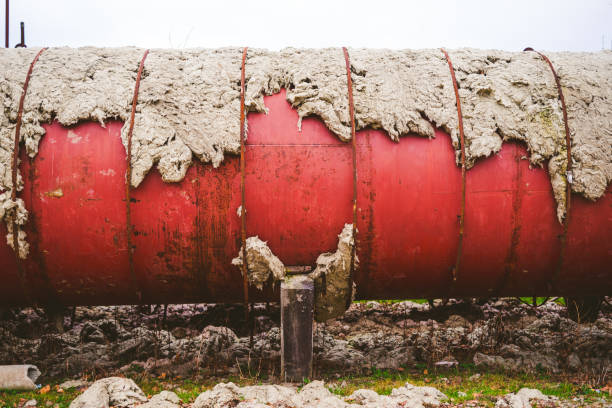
(0, 298, 610, 382)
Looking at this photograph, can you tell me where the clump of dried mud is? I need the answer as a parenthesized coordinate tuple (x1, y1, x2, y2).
(1, 48, 611, 257)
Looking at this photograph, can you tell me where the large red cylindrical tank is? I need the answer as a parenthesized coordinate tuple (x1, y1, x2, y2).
(1, 90, 611, 307)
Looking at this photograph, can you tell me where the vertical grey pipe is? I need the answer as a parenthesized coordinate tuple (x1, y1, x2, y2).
(5, 0, 8, 48)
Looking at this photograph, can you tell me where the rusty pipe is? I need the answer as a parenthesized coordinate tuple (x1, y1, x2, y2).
(4, 0, 8, 48)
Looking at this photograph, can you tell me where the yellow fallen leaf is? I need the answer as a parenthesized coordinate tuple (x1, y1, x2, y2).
(40, 385, 51, 394)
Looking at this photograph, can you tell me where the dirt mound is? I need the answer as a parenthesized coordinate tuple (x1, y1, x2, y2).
(0, 298, 610, 381)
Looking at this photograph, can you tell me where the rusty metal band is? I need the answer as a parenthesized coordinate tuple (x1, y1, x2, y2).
(11, 47, 46, 257)
(524, 47, 572, 289)
(9, 47, 46, 303)
(342, 47, 358, 308)
(441, 48, 466, 287)
(125, 49, 149, 303)
(239, 47, 250, 330)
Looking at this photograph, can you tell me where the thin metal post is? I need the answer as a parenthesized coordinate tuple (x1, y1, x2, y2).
(5, 0, 8, 48)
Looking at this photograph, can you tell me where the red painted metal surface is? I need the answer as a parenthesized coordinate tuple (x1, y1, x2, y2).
(1, 90, 611, 307)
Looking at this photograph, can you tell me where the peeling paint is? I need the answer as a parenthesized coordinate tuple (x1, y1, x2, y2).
(44, 188, 63, 198)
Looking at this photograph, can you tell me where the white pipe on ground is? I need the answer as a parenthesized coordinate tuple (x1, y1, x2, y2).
(0, 365, 40, 390)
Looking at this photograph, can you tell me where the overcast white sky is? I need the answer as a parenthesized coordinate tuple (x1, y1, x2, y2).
(5, 0, 612, 51)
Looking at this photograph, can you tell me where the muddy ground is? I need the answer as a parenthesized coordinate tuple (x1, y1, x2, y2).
(0, 298, 610, 384)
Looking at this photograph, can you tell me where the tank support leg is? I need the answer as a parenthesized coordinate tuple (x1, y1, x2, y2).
(280, 275, 314, 383)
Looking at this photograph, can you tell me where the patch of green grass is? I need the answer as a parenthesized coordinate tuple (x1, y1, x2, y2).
(0, 385, 80, 408)
(518, 297, 566, 307)
(325, 367, 610, 407)
(356, 298, 568, 307)
(2, 367, 608, 407)
(136, 374, 264, 403)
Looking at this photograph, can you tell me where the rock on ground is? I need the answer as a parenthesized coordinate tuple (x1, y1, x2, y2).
(495, 387, 550, 408)
(138, 391, 181, 408)
(193, 380, 447, 408)
(68, 377, 146, 408)
(58, 379, 90, 390)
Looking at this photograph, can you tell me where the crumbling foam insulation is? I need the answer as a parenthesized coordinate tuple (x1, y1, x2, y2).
(232, 236, 285, 291)
(310, 223, 357, 322)
(0, 193, 29, 258)
(1, 47, 611, 258)
(233, 224, 355, 322)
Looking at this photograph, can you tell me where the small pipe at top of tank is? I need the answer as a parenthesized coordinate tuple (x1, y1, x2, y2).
(14, 21, 25, 47)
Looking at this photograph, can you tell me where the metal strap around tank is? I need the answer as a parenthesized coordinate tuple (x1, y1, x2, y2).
(9, 47, 46, 301)
(441, 48, 466, 287)
(342, 47, 358, 308)
(239, 47, 251, 338)
(125, 49, 149, 303)
(11, 47, 46, 254)
(524, 47, 572, 289)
